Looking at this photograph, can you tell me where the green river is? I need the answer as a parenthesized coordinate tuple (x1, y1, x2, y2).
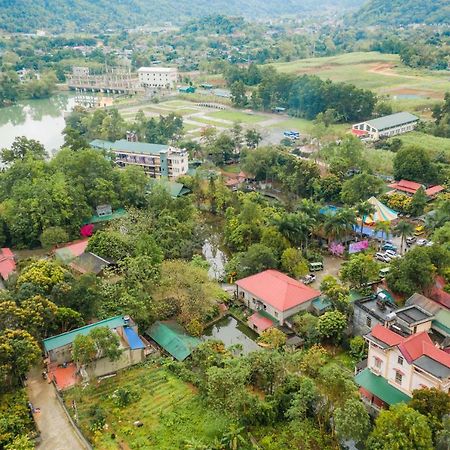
(0, 94, 75, 154)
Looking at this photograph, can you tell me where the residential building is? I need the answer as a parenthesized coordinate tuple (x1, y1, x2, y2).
(43, 316, 150, 384)
(0, 248, 16, 282)
(90, 139, 189, 179)
(353, 294, 433, 337)
(352, 112, 419, 141)
(235, 269, 320, 328)
(54, 239, 89, 265)
(388, 179, 445, 198)
(355, 325, 450, 411)
(69, 252, 115, 276)
(137, 67, 178, 89)
(353, 294, 397, 336)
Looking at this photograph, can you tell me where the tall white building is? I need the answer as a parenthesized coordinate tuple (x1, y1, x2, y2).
(90, 139, 188, 179)
(137, 67, 178, 89)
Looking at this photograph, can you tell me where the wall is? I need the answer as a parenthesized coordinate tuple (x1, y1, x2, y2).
(353, 304, 383, 336)
(86, 348, 144, 379)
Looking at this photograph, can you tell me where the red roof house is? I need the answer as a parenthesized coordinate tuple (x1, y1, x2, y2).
(370, 323, 405, 347)
(388, 179, 445, 198)
(0, 248, 16, 280)
(236, 270, 320, 325)
(248, 312, 274, 334)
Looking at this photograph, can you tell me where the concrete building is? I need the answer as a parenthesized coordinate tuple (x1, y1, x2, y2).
(137, 67, 178, 89)
(90, 139, 189, 179)
(43, 316, 150, 384)
(355, 325, 450, 411)
(352, 112, 419, 141)
(235, 269, 320, 330)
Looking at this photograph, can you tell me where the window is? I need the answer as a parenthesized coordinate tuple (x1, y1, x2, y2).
(398, 356, 404, 366)
(374, 357, 382, 369)
(274, 311, 278, 317)
(366, 316, 372, 327)
(395, 371, 403, 385)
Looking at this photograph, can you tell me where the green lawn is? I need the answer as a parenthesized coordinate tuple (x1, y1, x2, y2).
(390, 131, 450, 160)
(64, 364, 229, 449)
(188, 117, 232, 128)
(269, 117, 348, 135)
(209, 110, 267, 124)
(271, 52, 450, 113)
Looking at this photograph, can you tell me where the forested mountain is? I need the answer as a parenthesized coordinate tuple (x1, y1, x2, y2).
(349, 0, 450, 27)
(0, 0, 362, 33)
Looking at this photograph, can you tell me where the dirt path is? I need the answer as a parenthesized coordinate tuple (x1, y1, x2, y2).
(27, 366, 88, 450)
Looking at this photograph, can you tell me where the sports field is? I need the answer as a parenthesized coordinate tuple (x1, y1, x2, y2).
(64, 364, 229, 449)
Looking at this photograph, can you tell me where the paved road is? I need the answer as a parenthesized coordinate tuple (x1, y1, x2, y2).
(27, 366, 88, 450)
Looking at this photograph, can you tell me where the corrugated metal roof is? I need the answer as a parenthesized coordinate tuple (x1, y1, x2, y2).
(365, 112, 418, 131)
(147, 321, 201, 361)
(124, 327, 145, 350)
(355, 368, 411, 405)
(414, 355, 450, 379)
(90, 139, 169, 155)
(43, 316, 126, 352)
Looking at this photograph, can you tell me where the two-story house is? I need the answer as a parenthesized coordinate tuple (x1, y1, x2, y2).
(235, 269, 320, 332)
(355, 324, 450, 411)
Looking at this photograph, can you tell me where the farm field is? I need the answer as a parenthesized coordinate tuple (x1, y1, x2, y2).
(272, 52, 450, 112)
(63, 364, 229, 450)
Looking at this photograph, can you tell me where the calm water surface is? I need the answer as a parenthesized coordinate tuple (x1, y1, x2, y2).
(0, 94, 75, 155)
(203, 316, 261, 354)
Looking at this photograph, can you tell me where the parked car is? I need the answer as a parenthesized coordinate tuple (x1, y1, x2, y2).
(417, 239, 428, 246)
(302, 274, 316, 285)
(376, 252, 391, 263)
(425, 241, 434, 247)
(414, 225, 425, 236)
(379, 267, 390, 278)
(385, 250, 400, 259)
(382, 243, 397, 252)
(406, 236, 416, 245)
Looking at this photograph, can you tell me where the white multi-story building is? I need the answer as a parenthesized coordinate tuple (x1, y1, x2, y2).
(352, 112, 419, 141)
(90, 139, 188, 179)
(137, 67, 178, 89)
(355, 324, 450, 411)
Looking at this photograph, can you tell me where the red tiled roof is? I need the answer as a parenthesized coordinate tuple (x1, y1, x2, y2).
(371, 325, 450, 369)
(430, 287, 450, 310)
(370, 324, 404, 347)
(248, 312, 274, 332)
(236, 269, 320, 312)
(388, 179, 444, 197)
(0, 248, 16, 280)
(425, 185, 445, 196)
(62, 239, 89, 257)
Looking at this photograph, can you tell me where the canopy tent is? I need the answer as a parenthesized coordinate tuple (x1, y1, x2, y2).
(362, 197, 398, 225)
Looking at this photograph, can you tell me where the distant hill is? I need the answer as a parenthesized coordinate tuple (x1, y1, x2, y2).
(0, 0, 362, 33)
(349, 0, 450, 27)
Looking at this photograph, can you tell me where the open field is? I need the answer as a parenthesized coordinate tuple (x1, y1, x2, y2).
(269, 117, 348, 135)
(64, 364, 229, 450)
(390, 131, 450, 160)
(272, 52, 450, 112)
(209, 110, 267, 124)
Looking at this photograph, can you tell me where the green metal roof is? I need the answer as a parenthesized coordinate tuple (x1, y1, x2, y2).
(355, 368, 411, 405)
(147, 321, 201, 361)
(82, 208, 127, 225)
(43, 316, 126, 352)
(312, 296, 332, 312)
(147, 179, 191, 198)
(365, 112, 418, 131)
(433, 310, 450, 335)
(90, 139, 169, 155)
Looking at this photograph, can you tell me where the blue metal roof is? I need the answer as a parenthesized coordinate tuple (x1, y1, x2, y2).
(124, 327, 145, 350)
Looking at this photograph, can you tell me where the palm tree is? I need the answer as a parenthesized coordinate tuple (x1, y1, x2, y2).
(323, 214, 345, 245)
(394, 220, 414, 254)
(336, 208, 357, 240)
(356, 201, 376, 236)
(374, 221, 391, 250)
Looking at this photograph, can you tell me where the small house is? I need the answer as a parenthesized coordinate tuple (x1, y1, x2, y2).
(69, 252, 115, 276)
(0, 248, 16, 282)
(236, 270, 321, 327)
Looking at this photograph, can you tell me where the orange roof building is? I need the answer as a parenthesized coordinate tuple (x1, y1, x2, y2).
(236, 269, 320, 325)
(0, 248, 16, 280)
